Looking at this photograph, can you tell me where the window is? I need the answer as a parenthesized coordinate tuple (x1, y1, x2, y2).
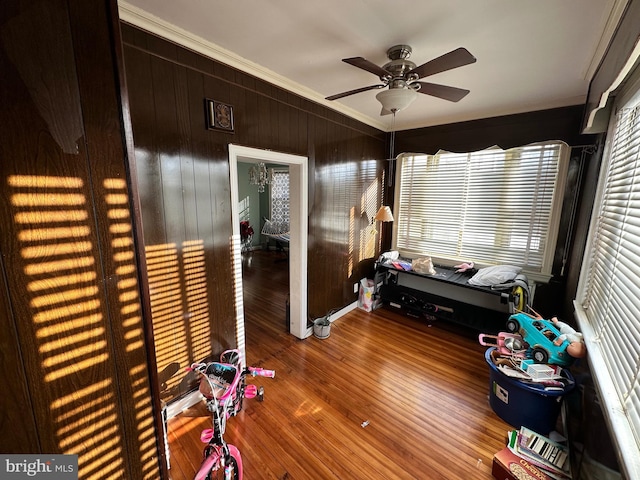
(575, 94, 640, 476)
(270, 169, 289, 226)
(393, 143, 569, 281)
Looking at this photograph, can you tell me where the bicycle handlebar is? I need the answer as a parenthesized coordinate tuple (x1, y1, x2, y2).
(186, 363, 203, 373)
(188, 362, 275, 380)
(247, 366, 275, 378)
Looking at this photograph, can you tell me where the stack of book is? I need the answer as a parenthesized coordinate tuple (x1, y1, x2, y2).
(492, 427, 571, 480)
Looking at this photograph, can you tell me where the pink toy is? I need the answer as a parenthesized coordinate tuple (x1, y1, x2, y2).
(454, 261, 475, 273)
(479, 332, 528, 358)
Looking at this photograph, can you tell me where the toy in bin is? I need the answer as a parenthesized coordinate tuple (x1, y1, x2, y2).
(478, 332, 527, 358)
(506, 310, 586, 367)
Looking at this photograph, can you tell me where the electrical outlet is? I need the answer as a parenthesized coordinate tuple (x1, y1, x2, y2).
(353, 282, 359, 294)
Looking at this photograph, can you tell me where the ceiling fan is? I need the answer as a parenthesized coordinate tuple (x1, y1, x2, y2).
(325, 44, 476, 115)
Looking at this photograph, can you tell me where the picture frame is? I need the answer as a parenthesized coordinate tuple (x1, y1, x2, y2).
(206, 99, 234, 133)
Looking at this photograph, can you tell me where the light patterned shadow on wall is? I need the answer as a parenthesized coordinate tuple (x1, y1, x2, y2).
(145, 240, 212, 401)
(346, 160, 381, 278)
(103, 178, 159, 479)
(10, 174, 124, 479)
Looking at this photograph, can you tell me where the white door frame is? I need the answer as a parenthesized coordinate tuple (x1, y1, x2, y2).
(228, 145, 309, 351)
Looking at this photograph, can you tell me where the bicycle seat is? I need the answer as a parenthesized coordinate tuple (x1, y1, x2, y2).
(199, 362, 239, 400)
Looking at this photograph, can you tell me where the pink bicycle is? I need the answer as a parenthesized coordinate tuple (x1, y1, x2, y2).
(187, 349, 275, 480)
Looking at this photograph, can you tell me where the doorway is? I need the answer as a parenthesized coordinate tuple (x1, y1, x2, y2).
(228, 145, 309, 358)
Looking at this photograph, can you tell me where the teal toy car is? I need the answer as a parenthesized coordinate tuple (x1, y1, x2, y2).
(505, 312, 574, 366)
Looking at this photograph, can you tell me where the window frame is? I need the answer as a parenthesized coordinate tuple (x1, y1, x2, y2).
(391, 142, 571, 283)
(574, 70, 640, 479)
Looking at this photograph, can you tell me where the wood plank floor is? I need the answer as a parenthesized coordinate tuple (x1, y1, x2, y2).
(166, 250, 512, 479)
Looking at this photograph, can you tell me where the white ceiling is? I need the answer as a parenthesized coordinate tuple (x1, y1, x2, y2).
(119, 0, 626, 132)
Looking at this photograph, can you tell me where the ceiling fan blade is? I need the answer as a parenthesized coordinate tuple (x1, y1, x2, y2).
(414, 82, 470, 102)
(408, 47, 477, 79)
(343, 57, 392, 78)
(325, 84, 385, 101)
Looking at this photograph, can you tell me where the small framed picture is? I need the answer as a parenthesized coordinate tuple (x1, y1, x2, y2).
(206, 99, 234, 133)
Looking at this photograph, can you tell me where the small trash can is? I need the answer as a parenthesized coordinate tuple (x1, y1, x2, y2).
(485, 348, 574, 435)
(313, 317, 331, 339)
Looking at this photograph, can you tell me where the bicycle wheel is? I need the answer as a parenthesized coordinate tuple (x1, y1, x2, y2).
(194, 445, 242, 480)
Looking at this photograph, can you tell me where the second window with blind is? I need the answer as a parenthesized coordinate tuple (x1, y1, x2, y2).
(393, 142, 570, 282)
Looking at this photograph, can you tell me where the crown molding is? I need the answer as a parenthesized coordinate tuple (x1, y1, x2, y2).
(583, 0, 630, 80)
(117, 1, 385, 131)
(584, 36, 640, 133)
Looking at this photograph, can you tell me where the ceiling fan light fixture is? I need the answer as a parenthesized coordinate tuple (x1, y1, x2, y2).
(375, 88, 418, 113)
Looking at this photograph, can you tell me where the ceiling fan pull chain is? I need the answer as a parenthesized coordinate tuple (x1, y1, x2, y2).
(388, 111, 396, 187)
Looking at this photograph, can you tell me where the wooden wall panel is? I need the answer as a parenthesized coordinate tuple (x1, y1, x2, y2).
(0, 1, 43, 455)
(395, 105, 595, 155)
(123, 42, 241, 402)
(184, 69, 223, 364)
(67, 1, 163, 477)
(1, 0, 116, 457)
(125, 48, 166, 246)
(0, 253, 39, 454)
(121, 24, 387, 338)
(0, 0, 161, 478)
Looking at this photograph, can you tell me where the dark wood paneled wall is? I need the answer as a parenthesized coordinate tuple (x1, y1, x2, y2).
(121, 24, 387, 388)
(395, 104, 594, 154)
(0, 0, 162, 478)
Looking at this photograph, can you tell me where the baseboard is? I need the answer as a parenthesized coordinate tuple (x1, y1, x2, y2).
(329, 301, 357, 321)
(305, 302, 358, 339)
(165, 390, 201, 419)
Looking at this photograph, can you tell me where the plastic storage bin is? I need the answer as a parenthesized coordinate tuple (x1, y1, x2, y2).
(485, 348, 574, 435)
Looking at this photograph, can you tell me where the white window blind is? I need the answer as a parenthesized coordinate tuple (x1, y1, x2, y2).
(394, 143, 568, 278)
(576, 103, 640, 477)
(270, 169, 290, 226)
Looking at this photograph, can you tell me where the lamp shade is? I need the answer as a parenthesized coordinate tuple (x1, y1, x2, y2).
(374, 206, 394, 222)
(375, 88, 418, 113)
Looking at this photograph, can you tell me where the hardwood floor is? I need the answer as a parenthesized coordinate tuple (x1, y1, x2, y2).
(166, 250, 511, 479)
